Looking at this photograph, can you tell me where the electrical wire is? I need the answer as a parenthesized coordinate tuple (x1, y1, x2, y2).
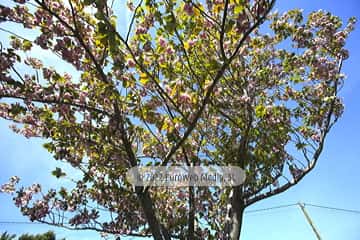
(304, 203, 360, 215)
(245, 203, 298, 213)
(0, 202, 359, 225)
(0, 221, 42, 225)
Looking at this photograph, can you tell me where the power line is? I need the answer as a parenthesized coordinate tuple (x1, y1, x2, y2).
(0, 202, 359, 225)
(0, 221, 42, 225)
(245, 202, 360, 215)
(245, 203, 298, 213)
(304, 203, 360, 215)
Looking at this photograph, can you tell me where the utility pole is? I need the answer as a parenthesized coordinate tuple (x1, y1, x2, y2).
(298, 202, 322, 240)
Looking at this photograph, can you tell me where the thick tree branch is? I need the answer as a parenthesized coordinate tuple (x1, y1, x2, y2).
(112, 104, 170, 240)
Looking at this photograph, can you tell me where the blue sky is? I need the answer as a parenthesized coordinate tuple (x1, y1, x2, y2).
(1, 0, 360, 239)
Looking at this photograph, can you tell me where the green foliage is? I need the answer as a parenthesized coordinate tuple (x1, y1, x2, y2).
(0, 232, 16, 240)
(51, 167, 66, 179)
(0, 232, 64, 240)
(18, 232, 56, 240)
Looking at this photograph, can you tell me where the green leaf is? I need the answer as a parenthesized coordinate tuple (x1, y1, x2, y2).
(291, 73, 302, 83)
(164, 14, 176, 33)
(255, 105, 266, 118)
(9, 104, 26, 116)
(83, 0, 96, 5)
(52, 167, 66, 178)
(139, 73, 150, 85)
(22, 40, 32, 51)
(296, 142, 307, 150)
(95, 11, 105, 20)
(43, 142, 54, 152)
(234, 5, 244, 15)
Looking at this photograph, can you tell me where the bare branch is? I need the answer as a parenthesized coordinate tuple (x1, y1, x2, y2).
(126, 0, 144, 43)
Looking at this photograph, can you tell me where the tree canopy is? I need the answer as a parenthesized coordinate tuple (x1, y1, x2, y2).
(1, 231, 64, 240)
(0, 0, 355, 239)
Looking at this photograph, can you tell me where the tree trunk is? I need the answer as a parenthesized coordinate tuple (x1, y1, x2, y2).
(226, 187, 245, 240)
(137, 189, 170, 240)
(188, 186, 195, 239)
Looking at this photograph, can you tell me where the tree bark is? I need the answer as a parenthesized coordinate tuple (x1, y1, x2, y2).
(113, 108, 170, 240)
(226, 187, 245, 240)
(188, 186, 195, 239)
(137, 189, 171, 240)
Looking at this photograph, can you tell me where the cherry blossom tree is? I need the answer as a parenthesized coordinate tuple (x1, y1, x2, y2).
(0, 0, 355, 239)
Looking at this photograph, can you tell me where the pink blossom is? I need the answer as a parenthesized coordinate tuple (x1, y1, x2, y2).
(69, 211, 91, 226)
(183, 3, 194, 16)
(23, 115, 36, 125)
(135, 26, 147, 35)
(21, 127, 37, 138)
(11, 176, 20, 183)
(50, 1, 61, 11)
(200, 32, 207, 40)
(177, 191, 186, 199)
(140, 89, 147, 97)
(122, 75, 130, 82)
(187, 39, 197, 48)
(53, 23, 66, 36)
(64, 73, 72, 81)
(214, 87, 222, 96)
(0, 55, 12, 71)
(29, 183, 41, 194)
(159, 55, 166, 65)
(0, 176, 20, 193)
(179, 93, 191, 104)
(127, 59, 136, 68)
(14, 184, 41, 208)
(158, 36, 167, 48)
(285, 87, 294, 97)
(35, 34, 50, 49)
(166, 47, 175, 55)
(78, 92, 87, 104)
(165, 85, 172, 94)
(127, 1, 135, 11)
(63, 92, 72, 100)
(311, 133, 321, 142)
(272, 146, 280, 153)
(204, 19, 214, 28)
(223, 40, 231, 50)
(30, 200, 49, 220)
(104, 97, 111, 105)
(25, 57, 43, 69)
(42, 68, 54, 79)
(240, 95, 250, 103)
